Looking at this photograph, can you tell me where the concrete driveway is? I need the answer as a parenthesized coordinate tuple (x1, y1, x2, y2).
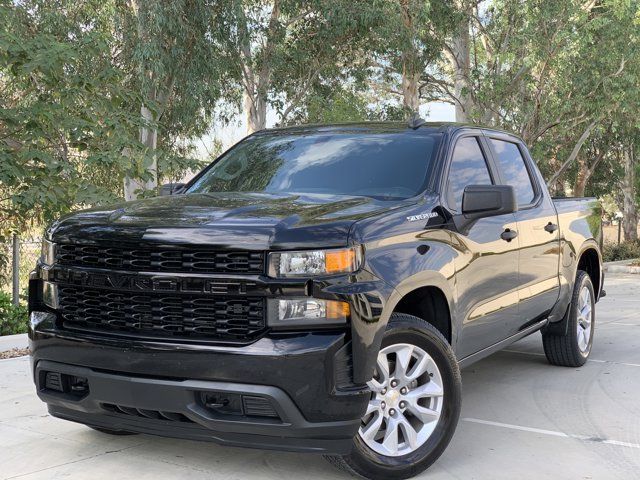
(2, 273, 639, 479)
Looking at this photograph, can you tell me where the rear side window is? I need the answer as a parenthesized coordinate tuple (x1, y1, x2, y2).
(446, 137, 493, 211)
(489, 139, 536, 206)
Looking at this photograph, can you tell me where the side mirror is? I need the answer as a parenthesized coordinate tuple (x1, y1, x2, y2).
(462, 185, 517, 218)
(160, 182, 186, 196)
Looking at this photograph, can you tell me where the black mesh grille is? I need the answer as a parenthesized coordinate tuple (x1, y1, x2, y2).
(58, 285, 266, 341)
(56, 243, 264, 274)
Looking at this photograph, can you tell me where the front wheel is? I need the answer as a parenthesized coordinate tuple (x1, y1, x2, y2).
(542, 270, 595, 367)
(325, 313, 461, 480)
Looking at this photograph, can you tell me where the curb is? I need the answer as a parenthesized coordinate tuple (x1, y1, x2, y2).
(0, 333, 28, 352)
(604, 259, 640, 274)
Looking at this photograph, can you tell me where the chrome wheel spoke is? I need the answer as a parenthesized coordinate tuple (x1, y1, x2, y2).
(405, 401, 441, 423)
(382, 416, 400, 455)
(405, 380, 444, 401)
(405, 355, 434, 383)
(394, 345, 414, 384)
(398, 414, 418, 450)
(365, 399, 382, 416)
(368, 354, 390, 392)
(360, 410, 383, 442)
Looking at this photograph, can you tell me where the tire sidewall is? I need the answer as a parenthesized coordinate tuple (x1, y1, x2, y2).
(347, 315, 461, 479)
(571, 271, 595, 360)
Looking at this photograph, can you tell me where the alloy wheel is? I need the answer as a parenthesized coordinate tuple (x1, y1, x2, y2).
(358, 343, 444, 457)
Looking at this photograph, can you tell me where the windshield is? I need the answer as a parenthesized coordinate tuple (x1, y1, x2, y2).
(187, 130, 441, 200)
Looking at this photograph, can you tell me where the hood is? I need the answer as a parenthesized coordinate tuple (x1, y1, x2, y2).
(48, 192, 412, 250)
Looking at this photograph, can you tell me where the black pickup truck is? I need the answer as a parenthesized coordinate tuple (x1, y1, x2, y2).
(29, 122, 604, 479)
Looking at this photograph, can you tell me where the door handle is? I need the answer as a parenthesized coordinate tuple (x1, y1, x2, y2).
(544, 222, 558, 233)
(501, 228, 518, 242)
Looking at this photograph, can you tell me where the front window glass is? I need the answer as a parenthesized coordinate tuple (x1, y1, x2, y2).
(187, 131, 442, 200)
(446, 137, 493, 211)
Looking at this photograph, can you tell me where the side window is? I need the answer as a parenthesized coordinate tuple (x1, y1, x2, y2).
(489, 139, 536, 206)
(446, 137, 493, 211)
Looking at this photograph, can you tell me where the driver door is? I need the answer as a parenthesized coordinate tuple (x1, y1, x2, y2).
(444, 134, 521, 359)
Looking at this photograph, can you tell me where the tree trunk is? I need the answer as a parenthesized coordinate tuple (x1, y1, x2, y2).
(244, 89, 267, 134)
(573, 158, 588, 197)
(124, 0, 159, 201)
(547, 119, 598, 188)
(447, 1, 473, 122)
(399, 1, 419, 115)
(401, 55, 420, 114)
(124, 104, 158, 201)
(622, 145, 638, 242)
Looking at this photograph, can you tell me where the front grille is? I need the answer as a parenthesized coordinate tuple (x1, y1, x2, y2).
(58, 285, 266, 341)
(56, 243, 265, 275)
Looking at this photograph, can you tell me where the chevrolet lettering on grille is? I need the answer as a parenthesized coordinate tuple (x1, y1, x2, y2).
(52, 268, 258, 295)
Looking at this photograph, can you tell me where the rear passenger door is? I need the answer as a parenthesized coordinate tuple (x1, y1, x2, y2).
(444, 133, 521, 359)
(486, 134, 560, 326)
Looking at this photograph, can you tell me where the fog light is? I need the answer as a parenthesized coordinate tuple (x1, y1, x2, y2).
(267, 298, 349, 329)
(42, 281, 58, 309)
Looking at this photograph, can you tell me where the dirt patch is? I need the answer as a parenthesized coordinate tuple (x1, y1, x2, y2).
(0, 347, 29, 359)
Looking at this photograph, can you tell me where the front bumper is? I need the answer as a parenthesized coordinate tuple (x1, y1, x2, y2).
(30, 313, 370, 454)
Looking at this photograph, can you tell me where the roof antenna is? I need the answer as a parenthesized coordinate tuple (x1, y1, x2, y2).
(408, 112, 426, 130)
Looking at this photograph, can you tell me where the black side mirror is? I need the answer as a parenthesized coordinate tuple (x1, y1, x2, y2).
(462, 185, 517, 218)
(160, 182, 186, 196)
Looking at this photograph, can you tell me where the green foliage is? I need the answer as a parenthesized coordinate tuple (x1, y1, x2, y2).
(295, 88, 370, 124)
(603, 241, 640, 262)
(0, 291, 28, 336)
(0, 1, 148, 234)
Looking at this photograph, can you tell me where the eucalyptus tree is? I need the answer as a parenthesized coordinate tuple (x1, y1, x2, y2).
(368, 0, 457, 116)
(117, 0, 234, 199)
(454, 0, 639, 198)
(214, 0, 384, 133)
(0, 0, 144, 235)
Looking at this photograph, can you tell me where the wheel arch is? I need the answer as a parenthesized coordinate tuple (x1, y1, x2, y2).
(392, 286, 453, 344)
(577, 245, 601, 299)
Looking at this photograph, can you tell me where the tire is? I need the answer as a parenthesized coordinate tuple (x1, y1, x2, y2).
(542, 270, 595, 367)
(325, 313, 461, 480)
(88, 426, 138, 436)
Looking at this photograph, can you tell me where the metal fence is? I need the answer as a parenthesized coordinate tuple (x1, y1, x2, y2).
(1, 235, 41, 306)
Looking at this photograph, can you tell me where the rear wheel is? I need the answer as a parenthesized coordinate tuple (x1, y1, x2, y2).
(542, 270, 595, 367)
(325, 313, 461, 480)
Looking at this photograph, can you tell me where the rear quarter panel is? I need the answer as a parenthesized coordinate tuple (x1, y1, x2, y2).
(550, 197, 603, 321)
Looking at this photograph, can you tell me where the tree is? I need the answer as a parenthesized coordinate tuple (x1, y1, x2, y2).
(117, 0, 233, 199)
(216, 0, 383, 134)
(0, 0, 144, 234)
(367, 0, 457, 116)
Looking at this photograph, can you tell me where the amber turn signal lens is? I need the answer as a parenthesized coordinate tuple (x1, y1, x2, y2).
(326, 249, 356, 274)
(326, 300, 350, 319)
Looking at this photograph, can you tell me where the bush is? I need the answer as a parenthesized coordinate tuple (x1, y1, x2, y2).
(0, 291, 28, 336)
(602, 241, 640, 263)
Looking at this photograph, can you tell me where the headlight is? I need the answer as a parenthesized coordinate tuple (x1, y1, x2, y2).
(41, 238, 56, 266)
(268, 246, 362, 278)
(267, 298, 349, 329)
